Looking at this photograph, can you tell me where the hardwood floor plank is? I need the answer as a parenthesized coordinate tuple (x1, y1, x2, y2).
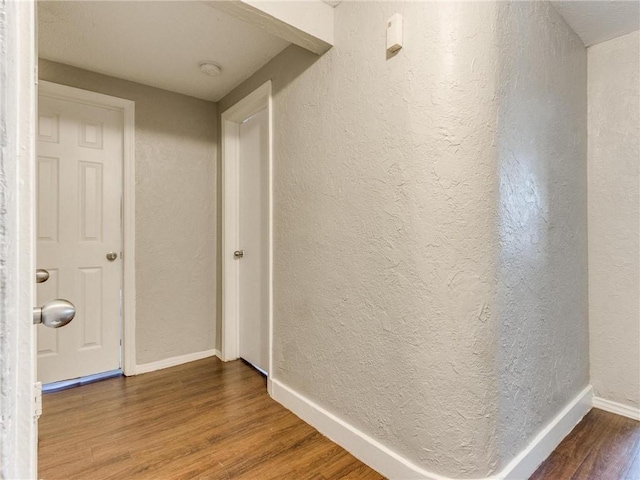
(532, 408, 640, 480)
(40, 359, 640, 480)
(622, 448, 640, 480)
(528, 451, 586, 480)
(38, 358, 385, 480)
(571, 412, 640, 480)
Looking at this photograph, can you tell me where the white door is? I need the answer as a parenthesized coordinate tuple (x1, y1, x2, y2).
(36, 93, 123, 384)
(238, 108, 269, 373)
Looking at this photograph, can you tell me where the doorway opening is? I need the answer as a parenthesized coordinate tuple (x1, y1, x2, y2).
(221, 81, 273, 389)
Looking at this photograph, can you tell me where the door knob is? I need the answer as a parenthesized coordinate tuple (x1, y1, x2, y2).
(33, 299, 76, 328)
(234, 250, 244, 259)
(106, 251, 118, 262)
(36, 269, 50, 284)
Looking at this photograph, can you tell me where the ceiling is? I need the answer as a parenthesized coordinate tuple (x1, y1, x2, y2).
(551, 0, 640, 46)
(38, 1, 290, 102)
(38, 1, 640, 103)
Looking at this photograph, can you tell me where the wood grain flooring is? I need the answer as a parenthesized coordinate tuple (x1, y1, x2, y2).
(38, 357, 384, 480)
(532, 408, 640, 480)
(40, 358, 640, 480)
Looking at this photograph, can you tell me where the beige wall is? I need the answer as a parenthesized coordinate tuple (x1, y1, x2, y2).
(39, 59, 217, 365)
(219, 1, 588, 477)
(588, 31, 640, 410)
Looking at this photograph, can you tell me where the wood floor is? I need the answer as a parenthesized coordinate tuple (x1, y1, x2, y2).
(532, 408, 640, 480)
(38, 358, 384, 480)
(39, 358, 640, 480)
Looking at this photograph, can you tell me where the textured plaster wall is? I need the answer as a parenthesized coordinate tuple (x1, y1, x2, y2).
(494, 1, 589, 465)
(218, 1, 588, 477)
(588, 31, 640, 409)
(220, 1, 501, 477)
(39, 60, 218, 364)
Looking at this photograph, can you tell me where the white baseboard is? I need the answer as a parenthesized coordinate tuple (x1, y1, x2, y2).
(495, 385, 592, 479)
(270, 379, 446, 480)
(270, 379, 592, 480)
(593, 396, 640, 421)
(135, 349, 220, 375)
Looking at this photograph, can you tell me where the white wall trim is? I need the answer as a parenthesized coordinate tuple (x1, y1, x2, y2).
(494, 385, 592, 479)
(122, 98, 137, 377)
(135, 349, 220, 375)
(38, 81, 137, 376)
(270, 379, 446, 480)
(206, 0, 333, 55)
(1, 0, 38, 477)
(271, 380, 593, 480)
(593, 396, 640, 421)
(220, 81, 273, 389)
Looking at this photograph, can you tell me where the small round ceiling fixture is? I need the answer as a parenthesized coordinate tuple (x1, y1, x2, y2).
(199, 62, 222, 77)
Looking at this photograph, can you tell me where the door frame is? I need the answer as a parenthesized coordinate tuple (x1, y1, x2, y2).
(221, 81, 273, 388)
(38, 80, 137, 376)
(1, 0, 37, 476)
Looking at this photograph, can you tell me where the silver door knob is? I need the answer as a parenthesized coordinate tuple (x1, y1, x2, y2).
(36, 269, 50, 284)
(106, 252, 118, 262)
(234, 250, 244, 259)
(33, 299, 76, 328)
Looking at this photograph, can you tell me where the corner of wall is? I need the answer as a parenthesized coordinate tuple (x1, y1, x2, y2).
(270, 379, 593, 480)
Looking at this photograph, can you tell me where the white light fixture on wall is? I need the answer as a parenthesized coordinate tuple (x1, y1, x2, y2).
(199, 61, 222, 77)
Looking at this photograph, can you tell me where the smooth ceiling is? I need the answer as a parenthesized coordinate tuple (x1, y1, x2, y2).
(38, 1, 290, 102)
(551, 0, 640, 46)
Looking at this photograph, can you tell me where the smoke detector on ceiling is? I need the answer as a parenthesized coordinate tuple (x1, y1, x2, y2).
(199, 62, 222, 77)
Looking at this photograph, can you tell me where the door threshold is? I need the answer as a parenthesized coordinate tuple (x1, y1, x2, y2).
(42, 369, 123, 393)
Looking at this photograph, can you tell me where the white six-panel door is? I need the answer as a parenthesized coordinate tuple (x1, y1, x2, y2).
(238, 108, 269, 373)
(37, 94, 123, 384)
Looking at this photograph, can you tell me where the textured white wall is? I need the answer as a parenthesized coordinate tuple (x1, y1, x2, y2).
(38, 60, 218, 365)
(494, 1, 589, 464)
(220, 3, 501, 475)
(219, 1, 588, 477)
(588, 30, 640, 410)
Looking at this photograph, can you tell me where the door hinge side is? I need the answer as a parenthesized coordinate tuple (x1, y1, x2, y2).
(34, 382, 42, 420)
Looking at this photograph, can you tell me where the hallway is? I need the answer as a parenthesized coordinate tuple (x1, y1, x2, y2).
(39, 357, 640, 479)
